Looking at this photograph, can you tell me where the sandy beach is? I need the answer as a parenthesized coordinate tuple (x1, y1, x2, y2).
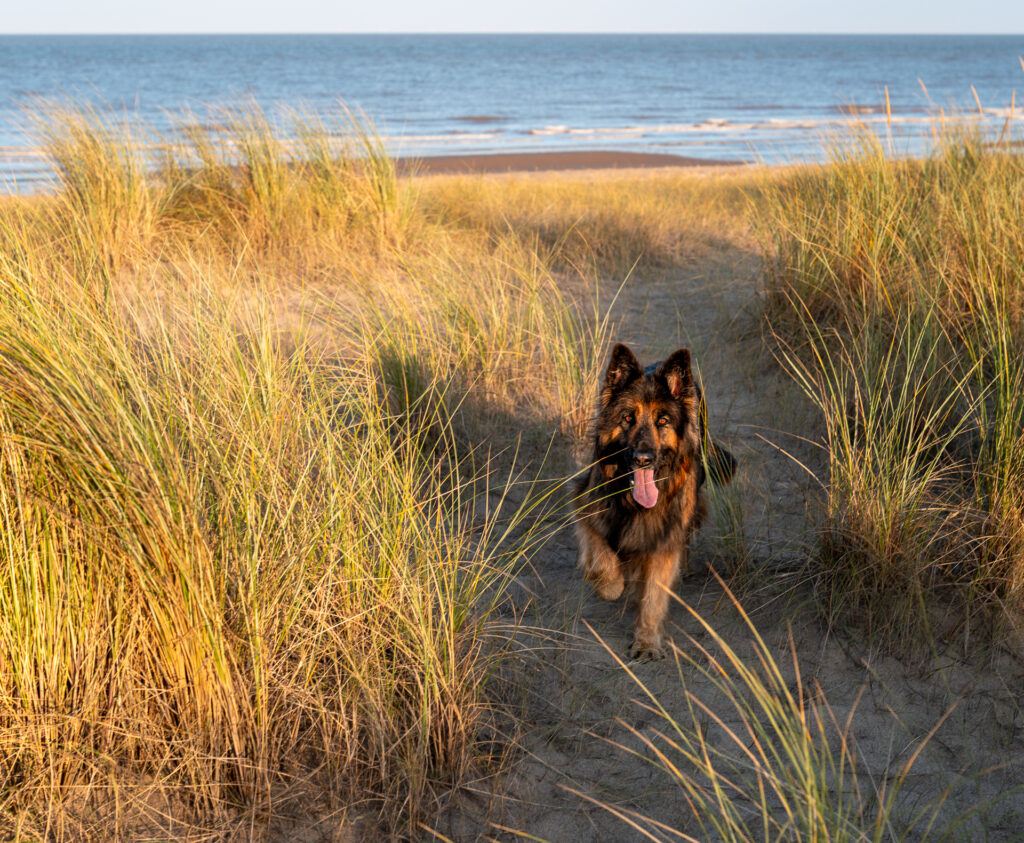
(398, 148, 746, 175)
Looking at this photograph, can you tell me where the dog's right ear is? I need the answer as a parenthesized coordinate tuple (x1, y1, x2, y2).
(601, 344, 642, 405)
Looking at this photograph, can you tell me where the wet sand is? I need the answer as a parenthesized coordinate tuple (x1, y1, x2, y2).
(398, 149, 746, 175)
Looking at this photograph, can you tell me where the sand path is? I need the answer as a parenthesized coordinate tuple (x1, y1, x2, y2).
(435, 239, 1024, 842)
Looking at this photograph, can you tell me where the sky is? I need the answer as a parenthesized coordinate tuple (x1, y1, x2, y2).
(2, 0, 1023, 35)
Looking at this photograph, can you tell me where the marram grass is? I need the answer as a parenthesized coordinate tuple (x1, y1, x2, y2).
(0, 269, 555, 837)
(0, 103, 621, 838)
(760, 128, 1024, 650)
(8, 99, 1018, 841)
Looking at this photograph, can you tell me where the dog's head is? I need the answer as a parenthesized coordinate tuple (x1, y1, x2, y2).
(594, 343, 699, 509)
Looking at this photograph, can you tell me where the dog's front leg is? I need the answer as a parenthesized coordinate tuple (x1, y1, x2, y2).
(576, 523, 624, 600)
(630, 546, 685, 660)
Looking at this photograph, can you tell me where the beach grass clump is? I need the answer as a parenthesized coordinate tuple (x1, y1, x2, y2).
(0, 266, 559, 837)
(25, 101, 416, 273)
(774, 304, 976, 646)
(160, 103, 414, 255)
(760, 128, 1024, 648)
(30, 103, 158, 290)
(0, 104, 626, 838)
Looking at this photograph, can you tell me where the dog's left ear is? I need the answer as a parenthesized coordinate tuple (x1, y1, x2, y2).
(656, 348, 694, 400)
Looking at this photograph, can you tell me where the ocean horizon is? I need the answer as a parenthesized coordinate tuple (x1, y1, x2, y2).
(1, 33, 1023, 190)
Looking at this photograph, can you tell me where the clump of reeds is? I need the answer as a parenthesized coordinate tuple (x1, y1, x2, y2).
(0, 263, 563, 836)
(0, 102, 614, 838)
(30, 102, 157, 291)
(760, 127, 1024, 649)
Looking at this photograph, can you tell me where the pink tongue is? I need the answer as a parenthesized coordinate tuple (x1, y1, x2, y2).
(631, 468, 659, 509)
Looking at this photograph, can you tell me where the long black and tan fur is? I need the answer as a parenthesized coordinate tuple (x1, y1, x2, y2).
(575, 343, 732, 660)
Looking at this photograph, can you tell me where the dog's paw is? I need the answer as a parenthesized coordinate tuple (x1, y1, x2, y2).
(594, 573, 624, 601)
(628, 638, 665, 662)
(583, 551, 624, 600)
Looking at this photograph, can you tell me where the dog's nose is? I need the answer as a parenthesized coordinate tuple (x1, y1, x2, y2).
(633, 450, 654, 468)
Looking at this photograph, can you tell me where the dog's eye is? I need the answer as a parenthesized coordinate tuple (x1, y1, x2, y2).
(622, 412, 635, 425)
(656, 415, 670, 427)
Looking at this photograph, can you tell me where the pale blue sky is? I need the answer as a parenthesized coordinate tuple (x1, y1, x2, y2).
(2, 0, 1023, 34)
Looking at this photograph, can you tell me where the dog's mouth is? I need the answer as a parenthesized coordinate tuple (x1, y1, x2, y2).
(630, 467, 659, 509)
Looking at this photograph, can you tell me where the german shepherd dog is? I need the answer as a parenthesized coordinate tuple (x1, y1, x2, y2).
(574, 343, 734, 660)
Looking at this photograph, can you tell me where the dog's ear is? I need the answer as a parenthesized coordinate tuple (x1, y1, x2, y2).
(656, 348, 694, 401)
(602, 344, 642, 405)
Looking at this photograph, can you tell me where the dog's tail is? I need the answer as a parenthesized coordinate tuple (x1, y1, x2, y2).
(702, 440, 737, 486)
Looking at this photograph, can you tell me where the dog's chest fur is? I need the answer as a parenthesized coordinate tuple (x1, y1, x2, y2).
(580, 461, 701, 559)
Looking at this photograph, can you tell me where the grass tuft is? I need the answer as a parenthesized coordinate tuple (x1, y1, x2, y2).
(760, 126, 1024, 649)
(0, 102, 628, 837)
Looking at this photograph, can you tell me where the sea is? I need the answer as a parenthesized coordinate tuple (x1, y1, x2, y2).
(1, 34, 1023, 191)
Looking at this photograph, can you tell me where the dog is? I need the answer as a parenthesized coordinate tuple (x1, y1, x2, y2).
(574, 343, 735, 660)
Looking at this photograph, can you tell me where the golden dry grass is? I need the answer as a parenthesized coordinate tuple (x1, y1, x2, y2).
(0, 103, 768, 839)
(761, 128, 1024, 650)
(6, 100, 1011, 841)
